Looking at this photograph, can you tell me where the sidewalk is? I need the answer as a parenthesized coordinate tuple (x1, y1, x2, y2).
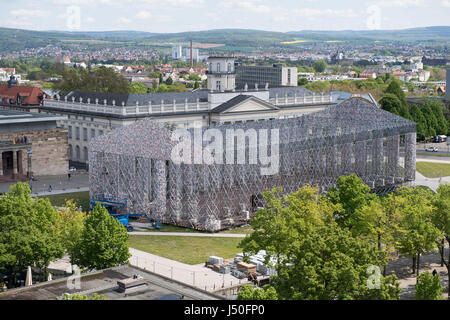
(128, 248, 250, 291)
(0, 172, 89, 194)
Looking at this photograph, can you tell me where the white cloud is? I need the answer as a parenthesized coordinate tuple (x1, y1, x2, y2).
(118, 17, 131, 24)
(136, 11, 152, 19)
(10, 9, 50, 18)
(375, 0, 428, 7)
(442, 0, 450, 7)
(85, 17, 95, 23)
(293, 8, 358, 18)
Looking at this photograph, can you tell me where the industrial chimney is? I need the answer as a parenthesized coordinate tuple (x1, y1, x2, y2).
(190, 40, 193, 68)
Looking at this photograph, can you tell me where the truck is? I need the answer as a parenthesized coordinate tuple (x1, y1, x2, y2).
(433, 135, 447, 143)
(90, 196, 162, 232)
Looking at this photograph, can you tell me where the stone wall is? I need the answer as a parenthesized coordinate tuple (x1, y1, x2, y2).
(0, 129, 68, 176)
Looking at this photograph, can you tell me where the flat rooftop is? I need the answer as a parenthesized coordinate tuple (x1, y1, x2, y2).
(0, 265, 223, 300)
(0, 108, 66, 125)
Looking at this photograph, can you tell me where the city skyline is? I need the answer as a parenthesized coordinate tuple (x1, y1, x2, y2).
(2, 0, 450, 33)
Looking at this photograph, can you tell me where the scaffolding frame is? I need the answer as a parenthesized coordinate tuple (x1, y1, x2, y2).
(89, 97, 416, 231)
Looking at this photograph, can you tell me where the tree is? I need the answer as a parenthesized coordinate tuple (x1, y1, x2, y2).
(272, 225, 400, 300)
(383, 80, 411, 120)
(237, 284, 278, 300)
(353, 198, 400, 260)
(0, 183, 64, 285)
(431, 184, 450, 299)
(188, 74, 201, 81)
(326, 174, 376, 230)
(313, 60, 327, 73)
(129, 82, 148, 94)
(61, 293, 108, 300)
(415, 272, 443, 300)
(58, 201, 86, 266)
(239, 186, 339, 274)
(55, 66, 130, 95)
(394, 187, 440, 276)
(410, 105, 428, 140)
(72, 204, 130, 271)
(194, 81, 200, 89)
(422, 98, 447, 135)
(379, 93, 402, 116)
(298, 77, 308, 86)
(165, 77, 173, 85)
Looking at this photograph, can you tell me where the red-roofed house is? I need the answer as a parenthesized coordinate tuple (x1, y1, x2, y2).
(0, 77, 50, 112)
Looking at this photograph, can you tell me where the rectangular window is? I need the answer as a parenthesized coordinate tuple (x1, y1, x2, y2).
(68, 126, 72, 139)
(99, 130, 104, 136)
(76, 127, 80, 140)
(91, 129, 95, 140)
(83, 127, 88, 141)
(216, 80, 221, 91)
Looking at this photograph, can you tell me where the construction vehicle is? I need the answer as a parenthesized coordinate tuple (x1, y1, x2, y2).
(89, 196, 162, 232)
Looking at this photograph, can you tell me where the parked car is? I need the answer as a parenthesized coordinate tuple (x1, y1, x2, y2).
(69, 167, 77, 172)
(425, 147, 439, 152)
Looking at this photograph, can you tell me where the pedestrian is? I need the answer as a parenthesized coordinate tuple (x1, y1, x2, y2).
(68, 173, 71, 180)
(432, 269, 438, 276)
(48, 185, 52, 192)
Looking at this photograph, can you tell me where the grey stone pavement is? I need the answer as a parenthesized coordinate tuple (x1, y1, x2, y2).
(0, 171, 89, 195)
(414, 158, 450, 192)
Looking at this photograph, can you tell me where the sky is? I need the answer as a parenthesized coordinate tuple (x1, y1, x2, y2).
(1, 0, 450, 33)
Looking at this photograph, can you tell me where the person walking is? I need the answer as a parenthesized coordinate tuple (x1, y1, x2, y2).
(48, 185, 52, 192)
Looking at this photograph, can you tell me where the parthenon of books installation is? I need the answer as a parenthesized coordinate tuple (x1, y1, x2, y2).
(89, 97, 416, 231)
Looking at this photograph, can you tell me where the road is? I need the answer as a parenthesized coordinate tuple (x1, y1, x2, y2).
(128, 231, 247, 238)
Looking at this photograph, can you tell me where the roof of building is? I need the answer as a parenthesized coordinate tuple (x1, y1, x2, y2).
(64, 90, 209, 107)
(268, 86, 314, 98)
(0, 84, 49, 105)
(62, 87, 316, 107)
(0, 108, 65, 125)
(212, 94, 279, 114)
(0, 265, 223, 300)
(331, 91, 378, 106)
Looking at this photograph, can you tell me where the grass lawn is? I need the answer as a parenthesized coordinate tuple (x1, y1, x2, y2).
(40, 191, 90, 212)
(133, 223, 254, 234)
(128, 235, 243, 265)
(417, 153, 450, 157)
(132, 223, 199, 233)
(219, 224, 253, 234)
(416, 162, 450, 178)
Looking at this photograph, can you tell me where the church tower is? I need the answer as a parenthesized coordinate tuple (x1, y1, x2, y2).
(207, 53, 236, 92)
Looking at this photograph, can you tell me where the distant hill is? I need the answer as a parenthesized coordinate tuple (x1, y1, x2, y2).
(0, 26, 448, 53)
(287, 26, 450, 41)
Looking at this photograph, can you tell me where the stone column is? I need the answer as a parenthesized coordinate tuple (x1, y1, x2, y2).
(404, 132, 416, 181)
(17, 151, 23, 175)
(341, 142, 353, 175)
(168, 162, 182, 222)
(387, 135, 400, 178)
(373, 138, 384, 175)
(153, 160, 167, 219)
(12, 150, 18, 178)
(0, 152, 3, 176)
(27, 151, 32, 178)
(355, 140, 367, 178)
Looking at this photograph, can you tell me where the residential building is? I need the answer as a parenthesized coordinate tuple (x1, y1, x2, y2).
(0, 109, 68, 181)
(235, 63, 298, 88)
(0, 76, 49, 112)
